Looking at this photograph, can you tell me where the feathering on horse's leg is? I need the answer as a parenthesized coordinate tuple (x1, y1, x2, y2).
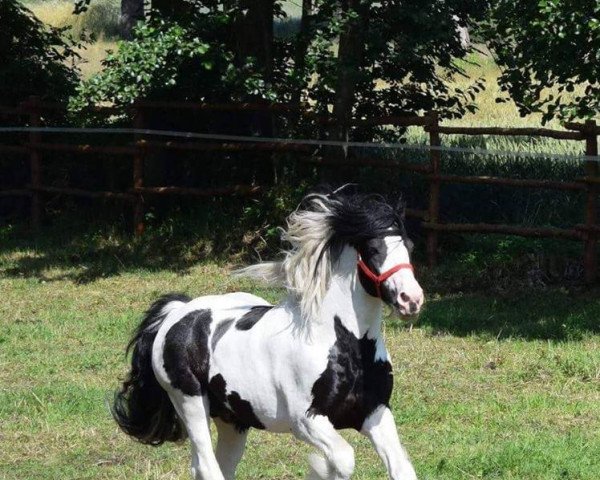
(295, 415, 355, 480)
(361, 406, 417, 480)
(306, 452, 333, 480)
(214, 418, 248, 480)
(169, 390, 225, 480)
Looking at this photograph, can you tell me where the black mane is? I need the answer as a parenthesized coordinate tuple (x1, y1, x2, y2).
(300, 188, 407, 249)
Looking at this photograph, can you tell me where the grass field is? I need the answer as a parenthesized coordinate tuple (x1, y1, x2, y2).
(1, 227, 599, 480)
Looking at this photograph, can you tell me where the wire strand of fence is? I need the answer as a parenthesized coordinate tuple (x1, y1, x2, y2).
(0, 126, 598, 163)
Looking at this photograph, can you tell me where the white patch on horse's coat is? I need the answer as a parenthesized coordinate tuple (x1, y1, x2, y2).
(214, 418, 248, 480)
(306, 453, 332, 480)
(374, 335, 389, 363)
(152, 293, 271, 391)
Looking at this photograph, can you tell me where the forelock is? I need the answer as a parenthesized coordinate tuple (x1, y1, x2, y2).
(325, 192, 406, 247)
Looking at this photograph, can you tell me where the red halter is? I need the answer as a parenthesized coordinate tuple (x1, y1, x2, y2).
(357, 256, 414, 299)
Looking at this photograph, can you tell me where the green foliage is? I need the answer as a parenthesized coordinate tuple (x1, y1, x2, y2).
(485, 0, 600, 122)
(305, 0, 489, 132)
(0, 0, 80, 105)
(70, 21, 210, 110)
(69, 1, 491, 132)
(70, 15, 273, 113)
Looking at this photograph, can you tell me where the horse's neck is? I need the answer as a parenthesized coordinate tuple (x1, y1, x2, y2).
(319, 246, 383, 338)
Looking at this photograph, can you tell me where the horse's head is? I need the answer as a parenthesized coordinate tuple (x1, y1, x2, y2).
(324, 190, 424, 317)
(237, 187, 424, 324)
(356, 230, 424, 316)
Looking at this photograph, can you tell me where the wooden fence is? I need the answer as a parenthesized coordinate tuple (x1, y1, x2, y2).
(1, 96, 599, 282)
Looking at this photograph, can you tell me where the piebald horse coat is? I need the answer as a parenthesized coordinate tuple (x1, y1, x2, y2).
(113, 190, 424, 480)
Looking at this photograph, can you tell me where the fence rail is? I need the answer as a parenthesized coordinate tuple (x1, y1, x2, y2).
(1, 96, 599, 282)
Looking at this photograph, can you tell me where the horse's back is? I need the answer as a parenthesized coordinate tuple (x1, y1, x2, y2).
(150, 291, 271, 388)
(185, 291, 272, 313)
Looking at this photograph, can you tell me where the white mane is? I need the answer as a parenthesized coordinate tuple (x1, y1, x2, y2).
(235, 194, 338, 329)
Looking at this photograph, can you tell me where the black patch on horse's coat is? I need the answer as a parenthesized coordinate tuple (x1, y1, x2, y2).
(163, 309, 212, 396)
(208, 374, 265, 432)
(308, 316, 393, 431)
(235, 305, 273, 331)
(211, 318, 234, 351)
(127, 293, 192, 354)
(357, 237, 400, 303)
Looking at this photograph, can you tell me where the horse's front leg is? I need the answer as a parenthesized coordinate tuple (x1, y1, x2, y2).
(361, 406, 417, 480)
(294, 415, 355, 480)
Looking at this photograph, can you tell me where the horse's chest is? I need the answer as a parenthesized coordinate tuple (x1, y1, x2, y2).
(308, 316, 393, 430)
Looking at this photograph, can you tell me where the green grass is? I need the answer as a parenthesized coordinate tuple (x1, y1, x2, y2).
(1, 226, 599, 480)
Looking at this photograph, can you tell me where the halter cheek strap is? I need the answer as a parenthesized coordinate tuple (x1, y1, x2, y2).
(357, 256, 414, 299)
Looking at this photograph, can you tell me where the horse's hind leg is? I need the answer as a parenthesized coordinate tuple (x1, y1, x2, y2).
(214, 418, 248, 480)
(169, 391, 225, 480)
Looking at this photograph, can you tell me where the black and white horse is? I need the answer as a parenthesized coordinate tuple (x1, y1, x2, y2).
(113, 190, 424, 480)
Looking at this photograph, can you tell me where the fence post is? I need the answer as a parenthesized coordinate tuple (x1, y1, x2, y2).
(28, 95, 42, 231)
(132, 104, 145, 236)
(426, 112, 441, 267)
(583, 120, 598, 284)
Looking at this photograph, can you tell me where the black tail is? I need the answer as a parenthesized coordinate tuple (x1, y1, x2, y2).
(112, 293, 191, 445)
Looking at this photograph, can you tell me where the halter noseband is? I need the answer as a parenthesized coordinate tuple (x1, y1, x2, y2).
(357, 256, 414, 299)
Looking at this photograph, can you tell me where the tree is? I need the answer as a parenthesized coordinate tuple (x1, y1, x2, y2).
(485, 0, 600, 123)
(305, 0, 487, 140)
(0, 0, 80, 106)
(71, 0, 488, 140)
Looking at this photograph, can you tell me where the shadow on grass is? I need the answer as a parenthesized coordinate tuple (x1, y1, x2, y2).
(390, 290, 600, 341)
(0, 209, 259, 283)
(4, 221, 600, 341)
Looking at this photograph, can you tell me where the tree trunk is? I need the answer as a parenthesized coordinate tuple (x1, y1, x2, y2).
(120, 0, 144, 40)
(331, 0, 369, 142)
(235, 0, 275, 79)
(290, 0, 313, 110)
(227, 1, 276, 183)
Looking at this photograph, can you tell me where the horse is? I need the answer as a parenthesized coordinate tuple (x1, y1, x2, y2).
(112, 189, 425, 480)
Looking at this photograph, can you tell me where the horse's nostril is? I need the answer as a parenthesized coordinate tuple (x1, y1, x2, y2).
(409, 301, 418, 313)
(400, 292, 410, 302)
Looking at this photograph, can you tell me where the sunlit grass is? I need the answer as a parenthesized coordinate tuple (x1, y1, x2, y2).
(25, 0, 119, 78)
(1, 227, 599, 479)
(26, 0, 120, 38)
